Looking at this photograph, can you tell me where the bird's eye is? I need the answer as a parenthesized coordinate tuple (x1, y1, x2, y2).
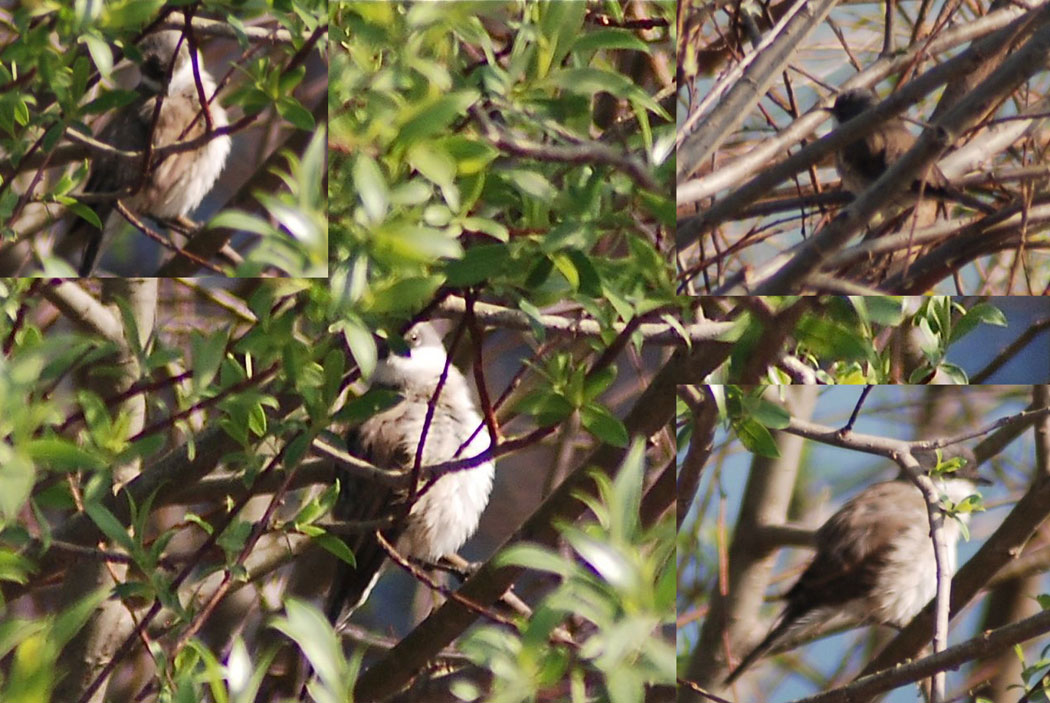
(142, 55, 166, 82)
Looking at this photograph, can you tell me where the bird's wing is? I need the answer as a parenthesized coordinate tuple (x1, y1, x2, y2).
(879, 121, 954, 189)
(71, 96, 153, 275)
(324, 409, 413, 625)
(727, 481, 927, 684)
(789, 481, 924, 611)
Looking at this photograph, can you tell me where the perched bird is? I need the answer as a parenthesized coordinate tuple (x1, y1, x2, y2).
(69, 30, 231, 276)
(724, 447, 985, 684)
(325, 322, 495, 628)
(828, 88, 993, 215)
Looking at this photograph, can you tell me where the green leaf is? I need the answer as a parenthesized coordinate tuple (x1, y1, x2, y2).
(504, 169, 557, 201)
(314, 533, 356, 567)
(0, 549, 35, 587)
(732, 417, 780, 458)
(375, 224, 463, 262)
(81, 89, 138, 115)
(51, 587, 108, 650)
(563, 530, 632, 589)
(368, 275, 445, 313)
(582, 365, 617, 403)
(459, 216, 509, 242)
(572, 29, 651, 54)
(949, 303, 1007, 346)
(26, 437, 105, 471)
(607, 438, 646, 539)
(353, 154, 389, 223)
(496, 543, 571, 577)
(85, 501, 135, 553)
(514, 390, 574, 426)
(580, 403, 629, 447)
(938, 362, 969, 385)
(276, 96, 315, 130)
(339, 318, 378, 380)
(795, 315, 870, 362)
(397, 90, 479, 146)
(68, 201, 102, 229)
(444, 244, 509, 286)
(335, 388, 402, 424)
(864, 296, 907, 326)
(270, 599, 350, 701)
(191, 328, 229, 394)
(82, 34, 113, 80)
(550, 251, 579, 290)
(745, 398, 791, 429)
(542, 67, 667, 118)
(566, 249, 601, 296)
(322, 348, 346, 408)
(209, 210, 275, 237)
(407, 142, 456, 188)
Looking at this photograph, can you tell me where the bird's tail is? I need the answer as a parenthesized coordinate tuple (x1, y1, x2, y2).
(324, 557, 382, 627)
(78, 229, 103, 276)
(723, 607, 800, 685)
(63, 213, 106, 276)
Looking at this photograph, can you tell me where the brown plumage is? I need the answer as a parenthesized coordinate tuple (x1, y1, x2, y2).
(829, 88, 993, 215)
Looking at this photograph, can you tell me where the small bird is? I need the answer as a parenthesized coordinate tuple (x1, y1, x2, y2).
(828, 88, 993, 215)
(325, 322, 495, 627)
(724, 447, 985, 684)
(70, 30, 231, 276)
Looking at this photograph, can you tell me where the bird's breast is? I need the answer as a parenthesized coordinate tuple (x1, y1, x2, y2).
(140, 78, 231, 218)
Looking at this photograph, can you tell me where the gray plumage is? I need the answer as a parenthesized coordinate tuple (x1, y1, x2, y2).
(725, 447, 983, 684)
(71, 30, 230, 275)
(325, 322, 494, 627)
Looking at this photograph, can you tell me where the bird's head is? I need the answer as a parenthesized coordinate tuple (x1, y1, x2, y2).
(828, 87, 879, 124)
(373, 322, 449, 388)
(915, 445, 991, 504)
(137, 30, 194, 94)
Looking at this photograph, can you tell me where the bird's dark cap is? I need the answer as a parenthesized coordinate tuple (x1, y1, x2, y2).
(829, 88, 879, 123)
(136, 30, 191, 94)
(379, 321, 444, 359)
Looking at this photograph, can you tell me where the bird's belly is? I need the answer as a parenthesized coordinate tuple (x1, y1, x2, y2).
(870, 524, 960, 627)
(146, 138, 231, 217)
(144, 97, 231, 218)
(400, 458, 495, 561)
(361, 399, 495, 562)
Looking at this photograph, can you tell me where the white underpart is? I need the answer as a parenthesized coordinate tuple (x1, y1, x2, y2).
(149, 53, 230, 218)
(375, 341, 495, 562)
(851, 476, 975, 628)
(400, 415, 493, 561)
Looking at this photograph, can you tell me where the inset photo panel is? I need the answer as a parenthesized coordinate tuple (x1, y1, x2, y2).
(0, 271, 678, 702)
(678, 385, 1050, 702)
(1, 5, 327, 277)
(678, 296, 1050, 385)
(677, 1, 1050, 295)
